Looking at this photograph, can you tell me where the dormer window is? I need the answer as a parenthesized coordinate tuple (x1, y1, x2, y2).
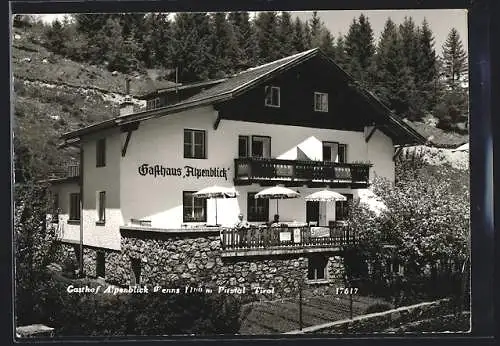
(314, 92, 328, 112)
(265, 86, 280, 107)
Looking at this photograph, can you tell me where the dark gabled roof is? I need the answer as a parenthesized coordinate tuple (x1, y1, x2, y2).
(137, 78, 228, 100)
(60, 48, 426, 146)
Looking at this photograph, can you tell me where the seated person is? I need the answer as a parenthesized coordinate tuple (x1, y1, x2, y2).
(235, 213, 250, 229)
(270, 214, 281, 227)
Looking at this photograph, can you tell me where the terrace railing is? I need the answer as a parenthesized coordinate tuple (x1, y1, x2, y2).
(221, 225, 356, 251)
(48, 162, 80, 179)
(234, 157, 370, 186)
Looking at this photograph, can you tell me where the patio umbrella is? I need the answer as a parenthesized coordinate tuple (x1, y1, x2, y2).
(193, 186, 239, 225)
(304, 189, 347, 202)
(255, 185, 300, 216)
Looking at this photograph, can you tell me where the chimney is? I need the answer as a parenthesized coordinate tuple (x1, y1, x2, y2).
(119, 78, 134, 117)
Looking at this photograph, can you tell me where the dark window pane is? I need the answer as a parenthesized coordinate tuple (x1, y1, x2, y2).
(194, 131, 204, 145)
(239, 136, 248, 157)
(323, 145, 331, 161)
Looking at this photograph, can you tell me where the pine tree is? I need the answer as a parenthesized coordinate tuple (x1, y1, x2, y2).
(170, 12, 212, 82)
(441, 28, 468, 90)
(208, 12, 240, 78)
(303, 21, 312, 50)
(309, 11, 323, 47)
(253, 12, 282, 63)
(415, 18, 439, 114)
(319, 31, 335, 59)
(278, 12, 295, 57)
(373, 18, 419, 118)
(435, 28, 468, 131)
(344, 14, 376, 85)
(292, 17, 307, 53)
(44, 19, 67, 54)
(333, 35, 348, 70)
(228, 11, 256, 69)
(141, 13, 172, 68)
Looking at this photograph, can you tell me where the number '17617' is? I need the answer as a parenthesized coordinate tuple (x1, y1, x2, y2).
(336, 287, 358, 295)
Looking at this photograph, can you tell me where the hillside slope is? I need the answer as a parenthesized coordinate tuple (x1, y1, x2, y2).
(12, 25, 469, 180)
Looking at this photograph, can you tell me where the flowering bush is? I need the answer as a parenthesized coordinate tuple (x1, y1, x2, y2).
(347, 157, 469, 305)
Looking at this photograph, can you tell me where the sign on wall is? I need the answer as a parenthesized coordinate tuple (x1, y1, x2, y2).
(138, 163, 230, 181)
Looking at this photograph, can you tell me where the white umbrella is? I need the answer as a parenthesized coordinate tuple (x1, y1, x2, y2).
(194, 186, 239, 225)
(255, 186, 300, 216)
(304, 189, 347, 202)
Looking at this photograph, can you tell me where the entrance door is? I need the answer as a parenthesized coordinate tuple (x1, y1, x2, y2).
(306, 201, 319, 225)
(318, 202, 327, 226)
(96, 251, 105, 278)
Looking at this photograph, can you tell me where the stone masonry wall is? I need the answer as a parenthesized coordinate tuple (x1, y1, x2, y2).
(59, 231, 347, 299)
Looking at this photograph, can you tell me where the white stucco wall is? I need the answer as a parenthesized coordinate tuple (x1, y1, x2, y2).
(81, 129, 123, 250)
(49, 181, 80, 242)
(118, 105, 395, 229)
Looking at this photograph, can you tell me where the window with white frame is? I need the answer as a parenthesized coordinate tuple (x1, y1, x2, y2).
(322, 141, 347, 163)
(183, 191, 207, 222)
(314, 92, 328, 112)
(184, 129, 206, 159)
(251, 136, 271, 158)
(264, 86, 280, 107)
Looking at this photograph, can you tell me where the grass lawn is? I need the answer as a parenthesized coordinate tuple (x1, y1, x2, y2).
(239, 293, 392, 335)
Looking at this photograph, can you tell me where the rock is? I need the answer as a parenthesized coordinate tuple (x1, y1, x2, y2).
(187, 262, 196, 270)
(237, 277, 245, 283)
(42, 58, 48, 64)
(194, 251, 201, 258)
(249, 263, 257, 272)
(206, 260, 215, 269)
(171, 253, 180, 260)
(210, 240, 219, 250)
(22, 57, 31, 63)
(14, 34, 21, 40)
(181, 272, 192, 279)
(111, 70, 118, 76)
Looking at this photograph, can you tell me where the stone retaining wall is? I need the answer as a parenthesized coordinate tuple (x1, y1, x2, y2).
(286, 298, 453, 334)
(59, 230, 346, 299)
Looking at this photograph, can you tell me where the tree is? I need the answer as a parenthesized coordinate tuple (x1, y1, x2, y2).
(333, 35, 348, 70)
(344, 14, 376, 85)
(319, 30, 335, 59)
(292, 17, 307, 53)
(278, 12, 295, 56)
(208, 12, 240, 78)
(140, 13, 172, 68)
(44, 19, 67, 55)
(415, 19, 439, 114)
(170, 12, 212, 82)
(441, 28, 468, 91)
(373, 18, 419, 119)
(309, 11, 323, 48)
(228, 11, 257, 69)
(253, 11, 282, 63)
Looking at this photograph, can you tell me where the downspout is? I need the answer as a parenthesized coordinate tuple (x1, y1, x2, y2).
(79, 146, 84, 277)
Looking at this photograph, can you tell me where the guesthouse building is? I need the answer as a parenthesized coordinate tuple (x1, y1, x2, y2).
(48, 48, 425, 295)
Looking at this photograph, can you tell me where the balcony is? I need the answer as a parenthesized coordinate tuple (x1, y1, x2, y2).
(221, 225, 356, 257)
(47, 163, 80, 180)
(234, 157, 370, 187)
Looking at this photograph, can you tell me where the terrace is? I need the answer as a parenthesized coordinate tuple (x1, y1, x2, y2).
(234, 158, 370, 188)
(221, 224, 356, 257)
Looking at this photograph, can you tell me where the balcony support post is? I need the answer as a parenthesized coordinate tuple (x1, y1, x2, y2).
(120, 122, 139, 157)
(393, 146, 403, 161)
(365, 125, 377, 143)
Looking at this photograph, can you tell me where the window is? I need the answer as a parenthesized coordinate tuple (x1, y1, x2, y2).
(264, 86, 280, 107)
(335, 194, 353, 221)
(184, 129, 206, 159)
(96, 138, 106, 167)
(96, 251, 105, 278)
(183, 191, 207, 222)
(238, 136, 250, 158)
(69, 193, 81, 221)
(314, 92, 328, 112)
(251, 136, 271, 158)
(247, 192, 269, 222)
(130, 258, 141, 285)
(308, 255, 328, 281)
(322, 142, 347, 163)
(97, 191, 106, 223)
(338, 144, 347, 163)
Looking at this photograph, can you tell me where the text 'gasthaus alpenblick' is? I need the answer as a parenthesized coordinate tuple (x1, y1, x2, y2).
(138, 164, 229, 180)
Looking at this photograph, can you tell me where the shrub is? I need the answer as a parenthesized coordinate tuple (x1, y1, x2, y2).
(364, 303, 393, 314)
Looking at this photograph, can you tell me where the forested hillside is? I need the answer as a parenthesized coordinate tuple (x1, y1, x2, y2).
(12, 12, 469, 184)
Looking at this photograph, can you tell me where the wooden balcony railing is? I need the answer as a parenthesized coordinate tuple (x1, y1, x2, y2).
(234, 157, 370, 186)
(221, 225, 356, 251)
(48, 163, 80, 179)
